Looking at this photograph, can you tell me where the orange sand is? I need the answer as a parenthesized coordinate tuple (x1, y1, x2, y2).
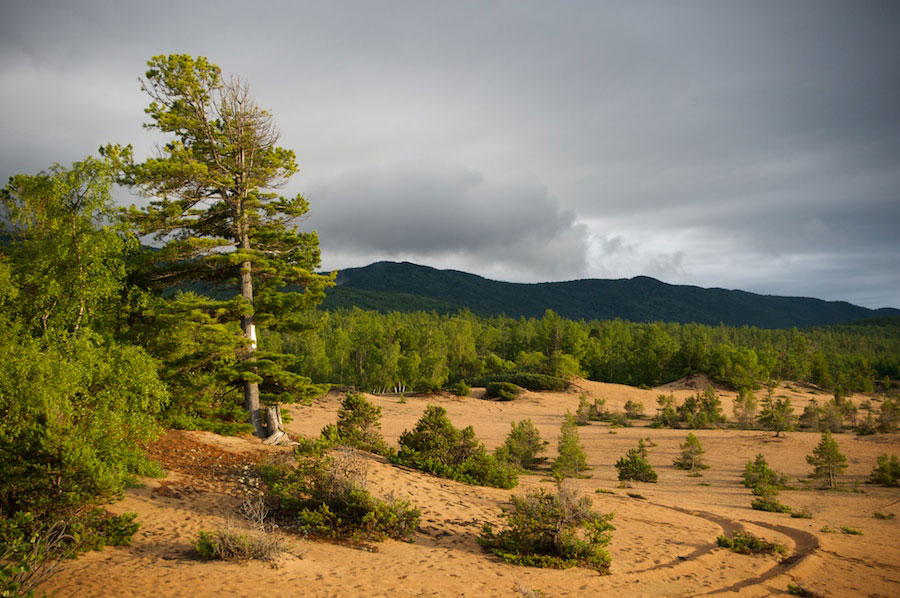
(39, 380, 900, 597)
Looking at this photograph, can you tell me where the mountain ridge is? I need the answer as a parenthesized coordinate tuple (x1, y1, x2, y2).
(321, 261, 900, 328)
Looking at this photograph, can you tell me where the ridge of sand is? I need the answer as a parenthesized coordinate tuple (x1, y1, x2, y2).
(39, 380, 900, 597)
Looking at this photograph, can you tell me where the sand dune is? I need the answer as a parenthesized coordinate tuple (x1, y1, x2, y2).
(39, 381, 900, 597)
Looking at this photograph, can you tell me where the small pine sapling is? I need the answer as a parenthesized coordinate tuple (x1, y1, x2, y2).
(806, 431, 847, 489)
(551, 412, 589, 479)
(673, 432, 709, 472)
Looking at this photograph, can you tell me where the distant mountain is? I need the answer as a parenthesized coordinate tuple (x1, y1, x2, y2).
(321, 261, 900, 328)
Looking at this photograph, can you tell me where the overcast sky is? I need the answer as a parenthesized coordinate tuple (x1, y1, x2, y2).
(2, 1, 898, 308)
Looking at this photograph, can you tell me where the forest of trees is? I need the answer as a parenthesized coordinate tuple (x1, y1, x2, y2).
(269, 308, 900, 396)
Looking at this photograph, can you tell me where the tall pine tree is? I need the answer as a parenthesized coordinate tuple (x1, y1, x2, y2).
(105, 54, 332, 437)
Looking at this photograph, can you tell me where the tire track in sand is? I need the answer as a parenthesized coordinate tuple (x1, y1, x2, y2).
(612, 498, 819, 595)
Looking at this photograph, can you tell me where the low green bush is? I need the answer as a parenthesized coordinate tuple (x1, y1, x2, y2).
(868, 454, 900, 487)
(451, 380, 471, 397)
(742, 454, 788, 490)
(751, 498, 792, 513)
(486, 381, 522, 401)
(716, 531, 786, 555)
(263, 449, 420, 542)
(840, 526, 863, 535)
(471, 373, 569, 392)
(615, 447, 657, 483)
(478, 484, 614, 573)
(787, 583, 823, 597)
(390, 405, 518, 488)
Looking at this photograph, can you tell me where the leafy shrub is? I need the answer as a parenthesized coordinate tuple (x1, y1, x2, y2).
(495, 419, 548, 471)
(868, 454, 900, 486)
(391, 405, 518, 488)
(840, 526, 863, 535)
(319, 392, 393, 457)
(790, 507, 813, 519)
(716, 531, 786, 555)
(551, 413, 589, 479)
(478, 484, 614, 572)
(872, 511, 895, 520)
(0, 333, 165, 594)
(615, 447, 657, 483)
(486, 381, 522, 401)
(264, 449, 420, 541)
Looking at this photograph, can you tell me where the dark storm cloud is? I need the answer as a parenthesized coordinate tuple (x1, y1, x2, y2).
(306, 162, 592, 280)
(1, 1, 898, 307)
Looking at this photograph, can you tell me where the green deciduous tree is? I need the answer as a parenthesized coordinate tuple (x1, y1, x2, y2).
(106, 54, 333, 436)
(806, 431, 847, 489)
(1, 158, 128, 336)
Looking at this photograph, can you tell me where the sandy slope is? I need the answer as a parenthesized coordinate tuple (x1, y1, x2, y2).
(39, 381, 900, 597)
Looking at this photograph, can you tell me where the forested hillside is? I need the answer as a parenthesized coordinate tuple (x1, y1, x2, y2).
(323, 261, 899, 328)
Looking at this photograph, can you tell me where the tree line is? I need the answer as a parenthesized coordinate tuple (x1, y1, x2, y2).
(269, 308, 900, 395)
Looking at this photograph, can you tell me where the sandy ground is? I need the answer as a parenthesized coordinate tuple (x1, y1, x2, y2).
(39, 380, 900, 597)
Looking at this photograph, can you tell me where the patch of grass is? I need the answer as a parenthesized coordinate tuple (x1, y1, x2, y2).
(194, 500, 287, 565)
(194, 527, 285, 563)
(716, 531, 786, 556)
(840, 526, 863, 535)
(595, 489, 615, 495)
(873, 511, 895, 520)
(626, 492, 647, 500)
(787, 582, 823, 597)
(790, 507, 813, 519)
(698, 482, 711, 486)
(819, 525, 835, 533)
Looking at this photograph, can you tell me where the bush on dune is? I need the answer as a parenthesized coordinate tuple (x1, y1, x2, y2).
(478, 483, 614, 572)
(390, 405, 518, 488)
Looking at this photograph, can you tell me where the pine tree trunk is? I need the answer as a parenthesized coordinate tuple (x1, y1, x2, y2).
(240, 256, 265, 438)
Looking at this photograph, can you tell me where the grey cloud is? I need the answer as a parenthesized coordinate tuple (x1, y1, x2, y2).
(305, 162, 591, 281)
(1, 1, 898, 307)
